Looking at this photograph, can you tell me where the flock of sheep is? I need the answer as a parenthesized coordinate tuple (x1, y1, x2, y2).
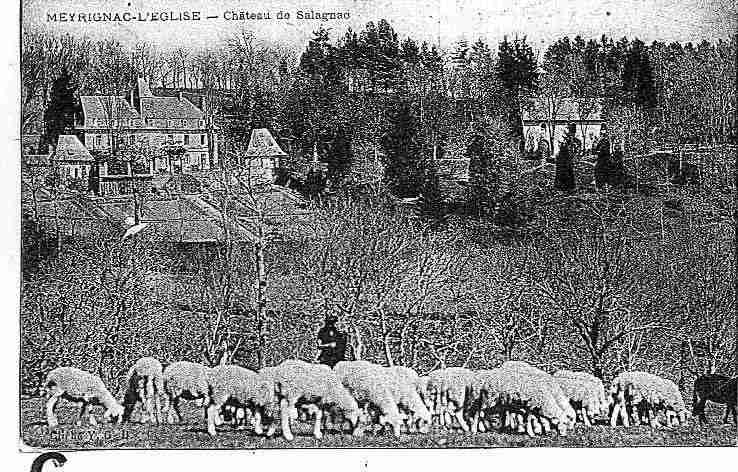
(43, 357, 699, 441)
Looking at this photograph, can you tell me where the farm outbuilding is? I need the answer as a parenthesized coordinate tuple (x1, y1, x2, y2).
(522, 97, 605, 157)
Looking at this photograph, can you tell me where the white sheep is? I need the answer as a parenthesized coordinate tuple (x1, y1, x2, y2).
(44, 367, 124, 428)
(262, 360, 362, 441)
(384, 365, 432, 433)
(469, 367, 568, 437)
(333, 360, 404, 438)
(503, 369, 573, 436)
(123, 357, 164, 424)
(610, 371, 688, 428)
(469, 368, 506, 433)
(501, 361, 576, 427)
(205, 365, 278, 437)
(553, 370, 608, 426)
(161, 361, 212, 424)
(426, 367, 476, 431)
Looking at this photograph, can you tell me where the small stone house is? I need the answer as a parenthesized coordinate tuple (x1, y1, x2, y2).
(50, 135, 95, 182)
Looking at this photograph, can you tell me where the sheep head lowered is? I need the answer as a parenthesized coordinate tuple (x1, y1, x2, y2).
(103, 403, 124, 424)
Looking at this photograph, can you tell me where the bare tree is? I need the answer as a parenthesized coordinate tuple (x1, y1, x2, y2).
(533, 217, 670, 380)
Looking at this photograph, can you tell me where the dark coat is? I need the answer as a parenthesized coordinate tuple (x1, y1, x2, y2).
(555, 135, 578, 192)
(317, 324, 347, 367)
(594, 135, 612, 188)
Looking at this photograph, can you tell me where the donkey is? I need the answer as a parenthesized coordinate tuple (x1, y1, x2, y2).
(692, 374, 737, 425)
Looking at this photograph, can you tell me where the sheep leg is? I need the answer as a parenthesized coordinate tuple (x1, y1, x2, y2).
(439, 391, 447, 427)
(206, 403, 220, 436)
(525, 415, 536, 437)
(237, 407, 248, 430)
(477, 417, 487, 433)
(144, 378, 156, 424)
(540, 417, 551, 434)
(610, 403, 620, 426)
(532, 415, 542, 435)
(515, 413, 526, 433)
(453, 407, 469, 432)
(648, 409, 659, 428)
(167, 396, 182, 424)
(152, 389, 162, 425)
(251, 410, 263, 435)
(45, 392, 61, 428)
(470, 411, 480, 433)
(76, 402, 90, 426)
(618, 403, 630, 427)
(280, 399, 294, 441)
(265, 421, 277, 438)
(581, 408, 591, 427)
(312, 407, 324, 439)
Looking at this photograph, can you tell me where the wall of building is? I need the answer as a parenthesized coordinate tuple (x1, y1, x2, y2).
(523, 121, 603, 157)
(81, 128, 217, 172)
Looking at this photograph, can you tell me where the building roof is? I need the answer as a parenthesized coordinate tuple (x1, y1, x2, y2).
(80, 79, 204, 123)
(522, 97, 604, 123)
(245, 128, 288, 158)
(23, 154, 51, 167)
(51, 135, 95, 162)
(80, 96, 141, 121)
(140, 96, 204, 120)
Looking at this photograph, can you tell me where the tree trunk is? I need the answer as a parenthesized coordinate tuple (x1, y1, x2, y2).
(255, 235, 267, 370)
(592, 358, 604, 381)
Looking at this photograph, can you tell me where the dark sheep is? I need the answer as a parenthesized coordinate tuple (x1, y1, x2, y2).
(692, 374, 737, 425)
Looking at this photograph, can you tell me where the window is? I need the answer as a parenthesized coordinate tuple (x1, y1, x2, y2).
(167, 120, 173, 128)
(181, 119, 187, 127)
(200, 134, 206, 145)
(95, 135, 101, 148)
(129, 135, 136, 145)
(167, 134, 173, 143)
(184, 135, 190, 145)
(82, 166, 87, 178)
(199, 119, 205, 128)
(74, 168, 79, 179)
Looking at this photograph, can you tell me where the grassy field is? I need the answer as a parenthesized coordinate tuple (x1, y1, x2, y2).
(20, 398, 736, 449)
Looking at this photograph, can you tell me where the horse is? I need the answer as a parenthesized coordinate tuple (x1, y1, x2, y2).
(692, 374, 737, 425)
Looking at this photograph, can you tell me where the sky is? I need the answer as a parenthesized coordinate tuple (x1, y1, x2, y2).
(23, 0, 738, 53)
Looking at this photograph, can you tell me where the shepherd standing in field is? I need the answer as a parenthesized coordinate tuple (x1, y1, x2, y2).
(555, 123, 580, 192)
(317, 315, 347, 367)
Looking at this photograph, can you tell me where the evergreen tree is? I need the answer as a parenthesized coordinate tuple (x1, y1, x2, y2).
(466, 132, 498, 218)
(324, 125, 353, 185)
(400, 38, 420, 64)
(496, 36, 538, 92)
(622, 39, 657, 109)
(495, 36, 538, 141)
(381, 100, 423, 197)
(416, 160, 446, 229)
(43, 68, 78, 152)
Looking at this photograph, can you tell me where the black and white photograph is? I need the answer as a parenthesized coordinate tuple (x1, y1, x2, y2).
(11, 0, 737, 465)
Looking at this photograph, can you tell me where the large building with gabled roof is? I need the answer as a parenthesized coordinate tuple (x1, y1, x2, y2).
(76, 77, 218, 172)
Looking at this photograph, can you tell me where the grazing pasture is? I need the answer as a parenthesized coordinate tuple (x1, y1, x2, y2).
(20, 398, 736, 449)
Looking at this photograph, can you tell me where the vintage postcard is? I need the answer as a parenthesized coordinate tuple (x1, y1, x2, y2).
(14, 0, 737, 468)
